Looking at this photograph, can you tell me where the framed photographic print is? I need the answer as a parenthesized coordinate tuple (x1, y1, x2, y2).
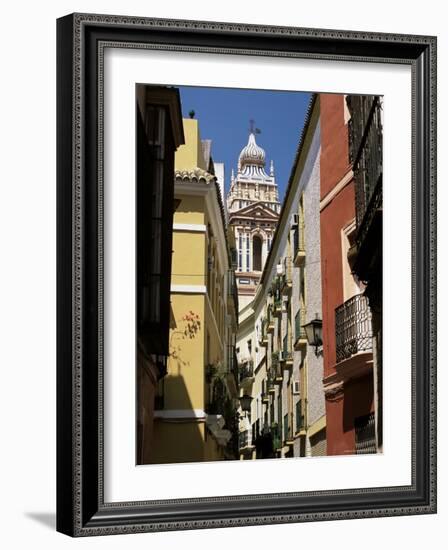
(56, 13, 437, 536)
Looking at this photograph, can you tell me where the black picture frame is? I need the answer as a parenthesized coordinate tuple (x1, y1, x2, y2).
(57, 13, 437, 536)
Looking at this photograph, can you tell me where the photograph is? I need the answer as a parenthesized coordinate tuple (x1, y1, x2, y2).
(136, 84, 383, 465)
(55, 11, 436, 536)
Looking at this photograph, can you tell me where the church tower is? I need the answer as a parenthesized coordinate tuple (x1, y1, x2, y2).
(227, 128, 281, 310)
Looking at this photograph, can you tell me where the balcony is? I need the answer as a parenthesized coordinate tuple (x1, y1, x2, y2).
(239, 429, 254, 453)
(295, 400, 305, 436)
(259, 318, 268, 346)
(283, 413, 295, 446)
(347, 95, 383, 285)
(335, 294, 372, 363)
(273, 296, 282, 317)
(225, 347, 239, 397)
(271, 354, 283, 383)
(261, 380, 270, 404)
(239, 359, 254, 389)
(270, 423, 282, 452)
(347, 96, 383, 232)
(280, 257, 293, 295)
(293, 224, 305, 267)
(293, 308, 307, 350)
(281, 334, 293, 367)
(271, 278, 282, 317)
(267, 305, 275, 333)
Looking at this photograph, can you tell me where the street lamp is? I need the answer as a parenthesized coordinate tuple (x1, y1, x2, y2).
(302, 314, 323, 356)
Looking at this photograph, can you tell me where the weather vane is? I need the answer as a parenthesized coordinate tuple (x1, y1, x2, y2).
(249, 119, 261, 135)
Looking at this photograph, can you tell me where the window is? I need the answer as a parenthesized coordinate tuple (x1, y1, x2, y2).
(296, 400, 304, 432)
(246, 234, 250, 272)
(238, 234, 242, 271)
(253, 235, 262, 271)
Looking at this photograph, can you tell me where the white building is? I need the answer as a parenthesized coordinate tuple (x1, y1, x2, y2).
(236, 98, 326, 459)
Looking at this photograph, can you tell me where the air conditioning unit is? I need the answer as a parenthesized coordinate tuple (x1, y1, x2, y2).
(278, 351, 284, 361)
(291, 213, 299, 227)
(292, 381, 300, 395)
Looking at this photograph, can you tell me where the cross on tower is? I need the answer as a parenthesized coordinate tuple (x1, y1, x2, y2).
(249, 119, 255, 134)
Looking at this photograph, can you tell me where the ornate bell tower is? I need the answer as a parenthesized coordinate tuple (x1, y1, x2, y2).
(227, 126, 281, 310)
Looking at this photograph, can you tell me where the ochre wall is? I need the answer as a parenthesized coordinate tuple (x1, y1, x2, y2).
(171, 228, 206, 288)
(166, 293, 205, 410)
(173, 194, 205, 225)
(174, 118, 207, 171)
(152, 421, 206, 463)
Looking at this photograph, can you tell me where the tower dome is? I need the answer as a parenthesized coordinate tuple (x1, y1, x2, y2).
(238, 133, 266, 168)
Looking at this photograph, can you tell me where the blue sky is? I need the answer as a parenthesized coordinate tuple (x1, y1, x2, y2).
(177, 86, 311, 202)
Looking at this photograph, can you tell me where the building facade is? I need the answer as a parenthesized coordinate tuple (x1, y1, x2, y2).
(227, 131, 281, 310)
(136, 85, 185, 465)
(319, 94, 378, 456)
(150, 117, 239, 464)
(346, 94, 383, 451)
(236, 98, 326, 459)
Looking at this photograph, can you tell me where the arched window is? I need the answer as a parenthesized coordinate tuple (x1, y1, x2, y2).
(253, 235, 263, 272)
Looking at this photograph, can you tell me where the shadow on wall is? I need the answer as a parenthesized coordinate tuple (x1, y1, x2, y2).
(342, 374, 374, 436)
(149, 374, 207, 464)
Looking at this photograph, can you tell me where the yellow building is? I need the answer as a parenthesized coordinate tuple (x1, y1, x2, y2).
(151, 118, 239, 464)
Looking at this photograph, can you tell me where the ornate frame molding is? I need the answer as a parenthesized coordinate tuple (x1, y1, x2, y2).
(57, 12, 436, 537)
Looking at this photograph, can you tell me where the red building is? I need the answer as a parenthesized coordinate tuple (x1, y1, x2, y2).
(319, 94, 377, 455)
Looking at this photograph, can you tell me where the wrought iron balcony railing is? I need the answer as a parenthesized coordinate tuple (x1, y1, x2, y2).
(270, 423, 282, 451)
(267, 305, 275, 331)
(293, 223, 305, 265)
(272, 360, 283, 382)
(251, 419, 260, 445)
(239, 360, 254, 382)
(335, 294, 373, 363)
(295, 400, 305, 433)
(282, 334, 293, 363)
(280, 257, 293, 291)
(259, 317, 268, 345)
(294, 308, 306, 343)
(347, 95, 383, 231)
(239, 429, 253, 450)
(283, 413, 295, 443)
